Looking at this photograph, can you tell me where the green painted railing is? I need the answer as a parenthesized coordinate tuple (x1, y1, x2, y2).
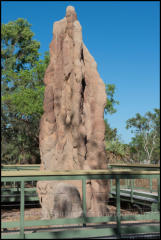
(1, 169, 160, 239)
(1, 163, 160, 171)
(1, 163, 160, 211)
(108, 163, 160, 171)
(1, 163, 160, 193)
(108, 164, 160, 194)
(1, 164, 40, 171)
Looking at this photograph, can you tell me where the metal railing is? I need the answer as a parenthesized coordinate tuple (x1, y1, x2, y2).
(1, 163, 160, 171)
(108, 163, 160, 170)
(1, 168, 160, 239)
(109, 164, 160, 196)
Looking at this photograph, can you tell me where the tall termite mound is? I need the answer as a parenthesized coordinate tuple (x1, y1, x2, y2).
(37, 6, 109, 219)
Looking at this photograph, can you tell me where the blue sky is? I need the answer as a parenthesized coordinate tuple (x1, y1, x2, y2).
(2, 1, 160, 143)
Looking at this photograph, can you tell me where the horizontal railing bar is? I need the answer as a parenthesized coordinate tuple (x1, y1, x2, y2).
(1, 187, 37, 191)
(1, 197, 38, 202)
(112, 186, 158, 191)
(1, 234, 21, 239)
(1, 227, 118, 239)
(1, 169, 160, 177)
(1, 175, 160, 183)
(109, 168, 160, 172)
(2, 212, 159, 229)
(109, 163, 160, 168)
(1, 224, 160, 239)
(2, 221, 20, 228)
(1, 164, 40, 167)
(2, 216, 116, 229)
(2, 212, 159, 230)
(120, 224, 160, 235)
(121, 189, 158, 197)
(121, 212, 160, 221)
(2, 163, 160, 168)
(1, 186, 158, 193)
(111, 197, 157, 207)
(111, 189, 158, 198)
(25, 216, 116, 227)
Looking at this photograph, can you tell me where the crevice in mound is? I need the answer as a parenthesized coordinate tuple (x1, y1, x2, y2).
(81, 47, 84, 63)
(80, 77, 86, 113)
(84, 135, 87, 160)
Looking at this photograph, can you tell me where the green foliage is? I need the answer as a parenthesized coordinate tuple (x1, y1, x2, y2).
(105, 84, 119, 115)
(104, 119, 117, 142)
(104, 84, 123, 158)
(1, 18, 49, 164)
(106, 139, 130, 158)
(1, 18, 40, 72)
(126, 109, 160, 164)
(2, 86, 44, 117)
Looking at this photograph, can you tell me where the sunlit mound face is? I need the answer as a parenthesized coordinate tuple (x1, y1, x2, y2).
(66, 6, 77, 38)
(66, 6, 77, 22)
(38, 4, 108, 219)
(66, 6, 76, 16)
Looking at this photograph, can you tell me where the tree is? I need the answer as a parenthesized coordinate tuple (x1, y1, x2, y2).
(104, 83, 119, 139)
(1, 18, 40, 90)
(104, 84, 119, 115)
(1, 18, 49, 164)
(104, 119, 117, 142)
(104, 83, 129, 160)
(126, 109, 160, 164)
(106, 139, 130, 160)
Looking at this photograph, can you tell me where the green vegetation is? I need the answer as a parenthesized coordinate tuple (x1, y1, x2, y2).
(104, 83, 160, 163)
(1, 18, 49, 164)
(126, 109, 160, 164)
(105, 84, 119, 115)
(104, 84, 129, 160)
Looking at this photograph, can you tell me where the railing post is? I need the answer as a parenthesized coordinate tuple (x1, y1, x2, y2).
(127, 179, 130, 189)
(110, 179, 113, 192)
(126, 179, 128, 189)
(158, 177, 160, 211)
(130, 179, 134, 203)
(20, 180, 25, 239)
(116, 177, 121, 237)
(149, 176, 153, 193)
(82, 177, 86, 227)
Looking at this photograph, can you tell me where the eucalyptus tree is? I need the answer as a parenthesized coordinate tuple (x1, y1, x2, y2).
(1, 18, 49, 164)
(126, 109, 160, 164)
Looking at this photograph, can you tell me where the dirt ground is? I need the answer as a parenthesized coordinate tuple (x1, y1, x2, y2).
(1, 204, 150, 222)
(2, 203, 159, 234)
